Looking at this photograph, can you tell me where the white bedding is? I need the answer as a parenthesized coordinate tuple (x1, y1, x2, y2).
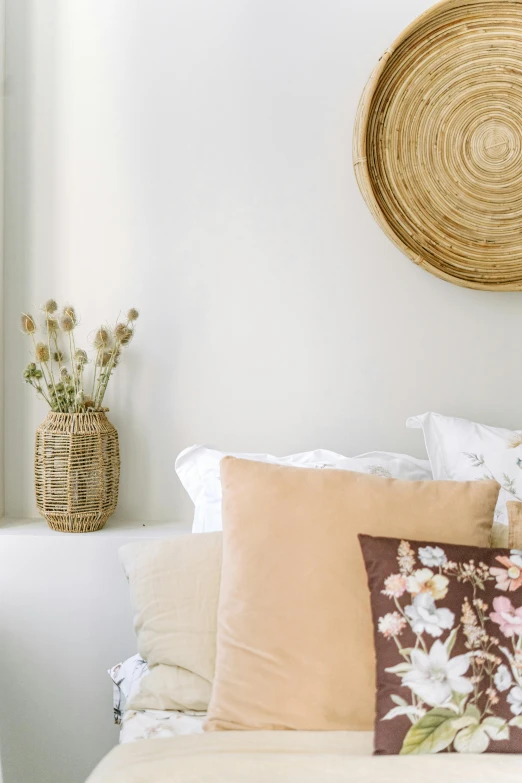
(119, 709, 204, 744)
(87, 730, 522, 783)
(109, 656, 206, 743)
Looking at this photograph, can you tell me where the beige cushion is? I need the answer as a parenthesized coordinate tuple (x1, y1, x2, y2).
(120, 532, 221, 712)
(206, 458, 499, 732)
(507, 501, 522, 548)
(491, 521, 509, 548)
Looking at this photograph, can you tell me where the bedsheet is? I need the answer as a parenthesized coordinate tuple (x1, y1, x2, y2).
(86, 730, 522, 783)
(119, 709, 204, 743)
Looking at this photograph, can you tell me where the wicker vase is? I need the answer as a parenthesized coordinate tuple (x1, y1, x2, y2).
(35, 411, 120, 533)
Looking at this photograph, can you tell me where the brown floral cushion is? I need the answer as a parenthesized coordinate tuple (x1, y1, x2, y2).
(359, 534, 522, 755)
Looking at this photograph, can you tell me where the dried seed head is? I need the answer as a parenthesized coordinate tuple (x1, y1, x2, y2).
(42, 299, 58, 314)
(75, 391, 85, 405)
(127, 308, 139, 322)
(60, 366, 69, 378)
(93, 327, 110, 349)
(53, 351, 64, 363)
(75, 349, 88, 365)
(21, 313, 37, 334)
(84, 397, 95, 409)
(63, 305, 77, 324)
(46, 317, 58, 333)
(115, 323, 133, 345)
(59, 314, 75, 332)
(35, 342, 50, 362)
(98, 350, 112, 367)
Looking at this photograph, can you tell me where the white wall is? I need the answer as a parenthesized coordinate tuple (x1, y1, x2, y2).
(3, 2, 522, 780)
(6, 0, 522, 524)
(0, 523, 189, 783)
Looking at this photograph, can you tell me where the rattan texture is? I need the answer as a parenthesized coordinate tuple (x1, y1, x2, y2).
(35, 412, 120, 533)
(354, 0, 522, 290)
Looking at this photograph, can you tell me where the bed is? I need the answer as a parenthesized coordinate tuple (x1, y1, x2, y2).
(94, 657, 522, 782)
(87, 729, 522, 782)
(89, 443, 522, 782)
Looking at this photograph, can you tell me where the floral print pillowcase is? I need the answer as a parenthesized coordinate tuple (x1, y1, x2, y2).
(359, 535, 522, 755)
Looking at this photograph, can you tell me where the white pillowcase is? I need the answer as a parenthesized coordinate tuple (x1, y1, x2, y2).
(407, 412, 521, 526)
(175, 445, 433, 532)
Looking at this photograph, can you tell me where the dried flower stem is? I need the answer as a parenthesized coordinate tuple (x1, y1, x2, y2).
(95, 316, 132, 407)
(21, 302, 139, 413)
(91, 347, 101, 400)
(45, 316, 63, 412)
(67, 331, 79, 411)
(30, 333, 54, 406)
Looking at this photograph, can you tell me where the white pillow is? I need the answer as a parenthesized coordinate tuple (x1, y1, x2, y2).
(175, 445, 433, 532)
(407, 412, 522, 526)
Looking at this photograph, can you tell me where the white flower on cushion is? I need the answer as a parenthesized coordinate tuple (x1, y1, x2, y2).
(406, 569, 450, 601)
(507, 686, 522, 716)
(510, 550, 522, 569)
(402, 640, 472, 707)
(494, 664, 513, 693)
(418, 546, 447, 568)
(405, 593, 454, 637)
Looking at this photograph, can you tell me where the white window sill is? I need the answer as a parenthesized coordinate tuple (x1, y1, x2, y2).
(0, 516, 192, 537)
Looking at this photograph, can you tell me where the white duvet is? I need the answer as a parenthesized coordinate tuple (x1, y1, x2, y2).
(86, 730, 522, 783)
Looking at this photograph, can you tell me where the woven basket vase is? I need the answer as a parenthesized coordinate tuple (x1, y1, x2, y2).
(35, 411, 120, 533)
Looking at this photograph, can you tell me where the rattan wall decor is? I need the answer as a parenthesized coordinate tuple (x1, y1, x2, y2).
(35, 411, 120, 533)
(354, 0, 522, 291)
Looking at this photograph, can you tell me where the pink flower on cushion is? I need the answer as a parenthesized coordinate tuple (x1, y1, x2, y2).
(490, 596, 522, 637)
(382, 574, 407, 598)
(490, 556, 522, 592)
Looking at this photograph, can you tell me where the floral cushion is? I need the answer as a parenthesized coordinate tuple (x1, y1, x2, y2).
(359, 534, 522, 755)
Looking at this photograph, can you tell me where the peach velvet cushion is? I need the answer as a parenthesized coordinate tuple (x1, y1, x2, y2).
(206, 458, 499, 732)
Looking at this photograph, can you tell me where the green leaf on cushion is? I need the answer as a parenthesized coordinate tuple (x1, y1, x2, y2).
(444, 628, 458, 656)
(400, 709, 458, 755)
(382, 705, 425, 722)
(451, 716, 477, 731)
(454, 725, 490, 754)
(463, 704, 481, 723)
(450, 692, 469, 715)
(482, 717, 509, 741)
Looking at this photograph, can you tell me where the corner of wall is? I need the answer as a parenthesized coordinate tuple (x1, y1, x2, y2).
(0, 0, 5, 523)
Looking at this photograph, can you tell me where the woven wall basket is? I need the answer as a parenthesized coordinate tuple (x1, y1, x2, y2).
(35, 412, 120, 533)
(354, 0, 522, 291)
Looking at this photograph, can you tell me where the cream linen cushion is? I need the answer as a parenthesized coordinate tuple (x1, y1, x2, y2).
(119, 532, 221, 712)
(206, 458, 499, 732)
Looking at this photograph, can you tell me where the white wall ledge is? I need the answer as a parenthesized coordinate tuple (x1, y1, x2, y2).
(0, 516, 192, 537)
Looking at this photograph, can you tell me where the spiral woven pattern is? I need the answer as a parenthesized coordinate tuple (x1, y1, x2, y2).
(354, 0, 522, 290)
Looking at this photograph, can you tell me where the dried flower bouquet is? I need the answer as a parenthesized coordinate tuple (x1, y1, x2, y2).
(21, 300, 139, 413)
